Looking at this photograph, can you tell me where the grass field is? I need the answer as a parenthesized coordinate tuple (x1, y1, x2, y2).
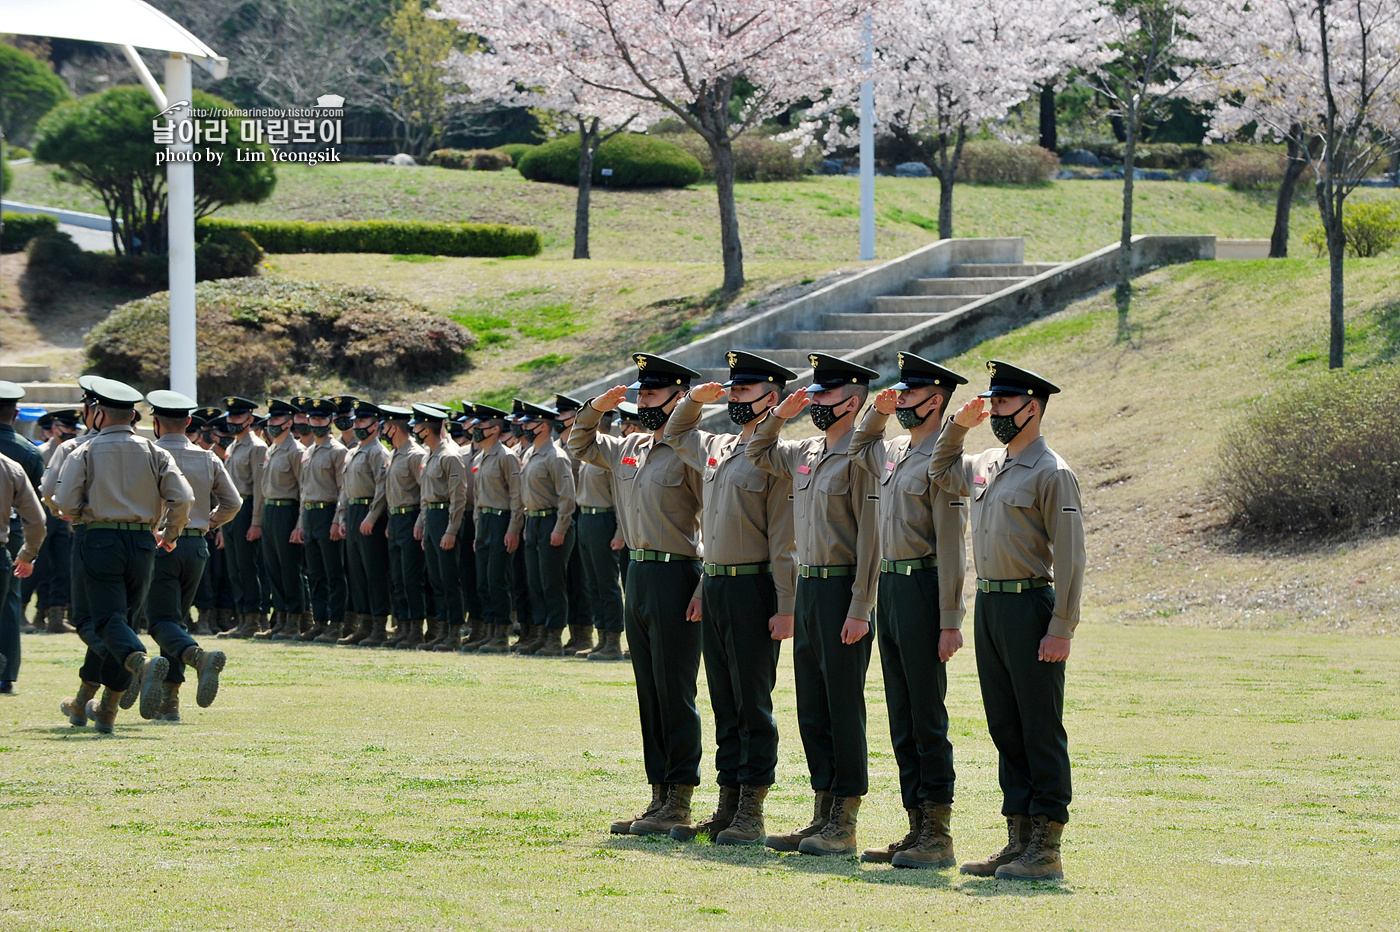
(2, 626, 1397, 931)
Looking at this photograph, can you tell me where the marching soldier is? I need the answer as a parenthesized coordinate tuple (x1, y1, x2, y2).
(374, 405, 428, 649)
(929, 360, 1084, 882)
(187, 407, 230, 634)
(216, 398, 267, 639)
(466, 404, 523, 655)
(145, 391, 240, 721)
(513, 400, 577, 657)
(847, 352, 969, 868)
(411, 404, 468, 651)
(294, 398, 349, 643)
(0, 402, 45, 691)
(662, 352, 798, 846)
(52, 377, 194, 726)
(336, 401, 391, 646)
(554, 396, 622, 661)
(28, 408, 78, 634)
(0, 381, 44, 691)
(250, 399, 307, 640)
(746, 353, 881, 857)
(568, 353, 706, 838)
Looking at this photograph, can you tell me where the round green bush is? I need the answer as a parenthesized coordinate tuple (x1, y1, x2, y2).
(955, 140, 1058, 186)
(493, 143, 538, 165)
(1, 211, 58, 252)
(516, 133, 702, 188)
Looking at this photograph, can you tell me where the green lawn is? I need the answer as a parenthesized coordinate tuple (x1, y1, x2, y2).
(1, 626, 1396, 930)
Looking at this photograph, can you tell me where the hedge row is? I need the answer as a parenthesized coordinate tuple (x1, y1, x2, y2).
(2, 212, 60, 252)
(194, 217, 542, 257)
(426, 148, 513, 171)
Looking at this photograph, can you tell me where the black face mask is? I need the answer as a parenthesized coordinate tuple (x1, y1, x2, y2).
(509, 422, 524, 438)
(990, 400, 1034, 445)
(200, 430, 215, 443)
(334, 417, 354, 431)
(292, 423, 311, 436)
(896, 394, 939, 430)
(353, 427, 372, 441)
(266, 424, 286, 439)
(638, 392, 679, 431)
(471, 427, 486, 442)
(551, 419, 567, 435)
(56, 430, 78, 442)
(310, 425, 331, 438)
(727, 399, 766, 426)
(808, 401, 851, 432)
(215, 434, 234, 449)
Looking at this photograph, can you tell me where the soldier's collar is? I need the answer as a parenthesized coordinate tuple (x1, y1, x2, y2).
(1004, 435, 1049, 469)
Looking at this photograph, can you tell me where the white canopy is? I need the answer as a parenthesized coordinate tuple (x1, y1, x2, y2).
(0, 0, 227, 77)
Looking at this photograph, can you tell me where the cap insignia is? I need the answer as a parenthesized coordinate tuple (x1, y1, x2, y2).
(726, 351, 738, 368)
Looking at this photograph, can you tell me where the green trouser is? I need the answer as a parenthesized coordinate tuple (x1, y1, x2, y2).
(147, 535, 205, 684)
(474, 512, 512, 626)
(81, 528, 156, 666)
(456, 514, 480, 618)
(386, 510, 427, 622)
(260, 502, 304, 613)
(0, 542, 13, 682)
(701, 572, 781, 788)
(422, 508, 463, 625)
(302, 507, 346, 623)
(974, 586, 1071, 824)
(576, 511, 623, 633)
(877, 568, 955, 809)
(794, 575, 872, 798)
(345, 503, 390, 617)
(522, 514, 573, 629)
(70, 525, 128, 691)
(510, 542, 531, 623)
(625, 559, 703, 787)
(564, 532, 588, 627)
(225, 498, 261, 612)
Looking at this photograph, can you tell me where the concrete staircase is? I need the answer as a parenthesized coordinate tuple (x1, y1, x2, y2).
(0, 363, 83, 407)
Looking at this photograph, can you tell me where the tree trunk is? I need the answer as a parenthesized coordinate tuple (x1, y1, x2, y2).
(1270, 130, 1307, 258)
(1116, 109, 1139, 324)
(934, 126, 966, 240)
(1322, 190, 1347, 368)
(1038, 84, 1058, 153)
(710, 138, 744, 293)
(574, 118, 596, 260)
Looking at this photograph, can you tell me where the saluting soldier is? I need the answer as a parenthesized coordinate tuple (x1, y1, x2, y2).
(928, 360, 1084, 882)
(373, 405, 429, 649)
(465, 404, 523, 655)
(216, 397, 267, 639)
(251, 399, 307, 640)
(0, 411, 45, 689)
(411, 404, 468, 651)
(145, 391, 240, 721)
(847, 352, 970, 868)
(662, 352, 798, 846)
(513, 400, 577, 657)
(568, 353, 706, 838)
(746, 353, 881, 857)
(336, 401, 391, 646)
(52, 377, 194, 726)
(554, 395, 621, 661)
(293, 398, 349, 643)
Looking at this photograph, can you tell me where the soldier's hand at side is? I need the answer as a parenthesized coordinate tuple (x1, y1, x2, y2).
(686, 597, 702, 622)
(247, 525, 262, 542)
(1038, 634, 1071, 663)
(215, 529, 225, 549)
(840, 616, 869, 644)
(938, 628, 963, 663)
(290, 527, 305, 545)
(359, 518, 374, 536)
(689, 383, 725, 405)
(952, 397, 989, 429)
(330, 522, 345, 541)
(413, 524, 424, 542)
(873, 388, 898, 416)
(769, 613, 794, 640)
(504, 531, 519, 553)
(13, 560, 33, 579)
(773, 388, 810, 419)
(441, 533, 456, 551)
(157, 537, 176, 552)
(550, 531, 565, 546)
(591, 385, 628, 413)
(609, 537, 625, 551)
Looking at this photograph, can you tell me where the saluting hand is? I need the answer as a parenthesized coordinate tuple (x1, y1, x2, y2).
(952, 397, 990, 429)
(769, 613, 794, 640)
(591, 385, 629, 413)
(686, 597, 702, 622)
(689, 382, 725, 405)
(840, 616, 869, 645)
(773, 388, 811, 419)
(873, 387, 898, 416)
(1038, 634, 1071, 663)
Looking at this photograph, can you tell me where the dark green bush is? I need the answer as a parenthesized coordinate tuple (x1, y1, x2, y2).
(1, 212, 59, 252)
(516, 133, 701, 188)
(427, 148, 513, 170)
(25, 229, 263, 300)
(195, 228, 264, 279)
(956, 141, 1059, 185)
(194, 217, 541, 257)
(493, 143, 537, 165)
(1218, 367, 1400, 536)
(667, 133, 819, 182)
(86, 277, 476, 397)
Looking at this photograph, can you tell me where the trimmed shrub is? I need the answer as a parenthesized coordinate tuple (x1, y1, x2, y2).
(493, 142, 537, 165)
(1303, 202, 1400, 258)
(24, 228, 263, 300)
(955, 141, 1058, 185)
(1215, 150, 1287, 190)
(5, 146, 32, 161)
(666, 133, 819, 182)
(86, 277, 476, 397)
(2, 212, 59, 252)
(1218, 367, 1400, 536)
(195, 228, 264, 280)
(516, 133, 702, 188)
(194, 217, 542, 257)
(426, 148, 513, 170)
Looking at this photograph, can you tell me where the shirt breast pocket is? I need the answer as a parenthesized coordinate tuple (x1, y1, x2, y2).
(817, 471, 849, 497)
(614, 464, 639, 483)
(1004, 488, 1037, 510)
(735, 468, 767, 494)
(900, 474, 929, 497)
(651, 461, 685, 489)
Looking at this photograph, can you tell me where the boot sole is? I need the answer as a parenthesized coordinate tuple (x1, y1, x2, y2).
(797, 842, 855, 856)
(195, 651, 226, 708)
(860, 851, 896, 863)
(892, 854, 957, 869)
(994, 869, 1063, 882)
(959, 862, 1010, 876)
(763, 838, 806, 852)
(138, 657, 171, 720)
(715, 835, 765, 846)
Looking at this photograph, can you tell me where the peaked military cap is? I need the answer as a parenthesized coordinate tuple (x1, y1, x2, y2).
(185, 414, 208, 431)
(615, 400, 641, 422)
(722, 350, 797, 387)
(77, 375, 103, 402)
(209, 415, 233, 433)
(627, 352, 701, 391)
(222, 396, 259, 415)
(0, 381, 26, 402)
(554, 393, 583, 412)
(410, 402, 450, 423)
(302, 398, 339, 418)
(892, 352, 968, 392)
(92, 377, 144, 408)
(517, 399, 558, 421)
(379, 404, 413, 420)
(50, 408, 82, 427)
(251, 415, 269, 429)
(265, 398, 298, 417)
(194, 405, 223, 424)
(352, 400, 383, 418)
(36, 412, 55, 429)
(804, 354, 880, 392)
(146, 389, 195, 417)
(472, 403, 509, 421)
(288, 395, 316, 413)
(979, 360, 1061, 398)
(330, 394, 359, 414)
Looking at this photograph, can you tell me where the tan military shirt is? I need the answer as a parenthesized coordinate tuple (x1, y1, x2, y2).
(519, 439, 577, 536)
(0, 453, 46, 563)
(41, 433, 93, 510)
(568, 401, 704, 561)
(417, 436, 468, 536)
(38, 437, 60, 467)
(53, 425, 193, 543)
(337, 438, 390, 525)
(373, 440, 426, 513)
(300, 436, 348, 533)
(155, 434, 243, 533)
(663, 396, 798, 614)
(746, 412, 880, 621)
(849, 408, 968, 629)
(575, 456, 615, 510)
(928, 423, 1086, 639)
(256, 433, 302, 528)
(471, 441, 524, 535)
(225, 431, 266, 526)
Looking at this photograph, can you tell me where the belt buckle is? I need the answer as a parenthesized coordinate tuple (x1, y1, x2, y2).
(901, 563, 912, 576)
(1014, 581, 1024, 593)
(727, 565, 737, 577)
(819, 567, 828, 579)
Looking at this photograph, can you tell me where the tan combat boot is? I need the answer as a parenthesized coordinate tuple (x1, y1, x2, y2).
(46, 605, 76, 634)
(314, 615, 345, 643)
(220, 612, 256, 639)
(476, 624, 511, 654)
(339, 613, 373, 646)
(396, 619, 424, 650)
(192, 607, 216, 636)
(994, 815, 1064, 881)
(533, 627, 566, 657)
(511, 623, 542, 654)
(182, 646, 227, 708)
(86, 687, 123, 734)
(586, 630, 623, 662)
(158, 682, 182, 722)
(715, 785, 770, 846)
(418, 617, 444, 650)
(798, 795, 861, 856)
(357, 615, 390, 648)
(435, 623, 463, 652)
(122, 651, 171, 721)
(253, 610, 283, 639)
(861, 807, 923, 863)
(294, 613, 323, 641)
(561, 624, 593, 655)
(610, 784, 669, 835)
(629, 784, 696, 837)
(61, 680, 100, 727)
(459, 618, 489, 652)
(671, 785, 739, 841)
(383, 617, 411, 648)
(892, 803, 956, 869)
(959, 814, 1033, 876)
(764, 790, 834, 852)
